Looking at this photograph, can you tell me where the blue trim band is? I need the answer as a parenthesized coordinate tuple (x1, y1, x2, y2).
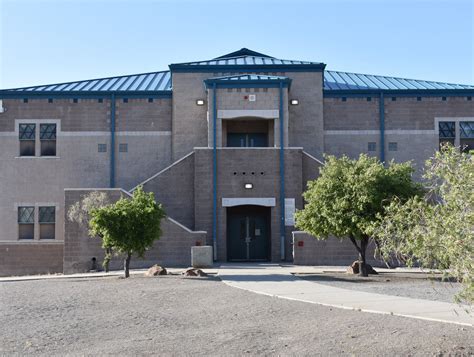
(212, 83, 217, 261)
(279, 82, 285, 261)
(110, 94, 116, 188)
(0, 91, 172, 99)
(323, 89, 474, 97)
(379, 92, 385, 163)
(170, 64, 325, 73)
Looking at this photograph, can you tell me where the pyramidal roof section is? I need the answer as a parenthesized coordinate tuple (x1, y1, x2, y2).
(213, 48, 274, 59)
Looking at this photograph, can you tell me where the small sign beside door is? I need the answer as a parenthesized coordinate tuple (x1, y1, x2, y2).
(285, 198, 295, 226)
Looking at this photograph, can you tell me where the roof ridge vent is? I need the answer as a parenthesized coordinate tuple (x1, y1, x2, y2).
(214, 48, 274, 59)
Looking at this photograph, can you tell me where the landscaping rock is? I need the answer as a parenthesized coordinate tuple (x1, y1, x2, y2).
(182, 268, 207, 277)
(346, 261, 378, 275)
(144, 265, 167, 277)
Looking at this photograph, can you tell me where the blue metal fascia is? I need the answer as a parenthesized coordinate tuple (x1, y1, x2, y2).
(212, 83, 218, 261)
(203, 79, 292, 90)
(379, 92, 385, 163)
(279, 82, 285, 261)
(170, 64, 326, 73)
(110, 94, 116, 188)
(0, 90, 173, 99)
(323, 89, 474, 97)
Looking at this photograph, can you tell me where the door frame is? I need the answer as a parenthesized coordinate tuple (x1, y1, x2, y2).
(226, 205, 271, 262)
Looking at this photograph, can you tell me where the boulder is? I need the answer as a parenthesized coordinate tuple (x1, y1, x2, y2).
(182, 268, 207, 277)
(144, 265, 167, 277)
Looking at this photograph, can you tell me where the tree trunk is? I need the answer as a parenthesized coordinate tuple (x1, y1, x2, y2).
(359, 236, 369, 277)
(103, 247, 112, 273)
(124, 252, 131, 278)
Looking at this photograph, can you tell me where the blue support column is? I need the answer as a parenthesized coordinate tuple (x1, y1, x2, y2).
(379, 92, 385, 163)
(110, 93, 116, 188)
(212, 84, 218, 261)
(279, 83, 285, 260)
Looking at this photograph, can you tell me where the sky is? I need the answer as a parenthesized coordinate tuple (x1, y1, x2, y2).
(0, 0, 473, 89)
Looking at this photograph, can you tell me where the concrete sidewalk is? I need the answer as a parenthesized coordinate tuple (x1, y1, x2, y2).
(217, 264, 474, 327)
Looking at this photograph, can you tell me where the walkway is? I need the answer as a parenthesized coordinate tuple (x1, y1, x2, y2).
(217, 264, 474, 327)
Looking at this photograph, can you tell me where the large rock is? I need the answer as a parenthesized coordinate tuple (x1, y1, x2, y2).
(346, 261, 378, 275)
(182, 268, 207, 277)
(144, 265, 167, 277)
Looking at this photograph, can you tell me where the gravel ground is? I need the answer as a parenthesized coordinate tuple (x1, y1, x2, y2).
(0, 275, 472, 356)
(296, 272, 464, 304)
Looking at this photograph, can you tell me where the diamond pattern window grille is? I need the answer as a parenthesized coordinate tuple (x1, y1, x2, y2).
(39, 206, 55, 223)
(40, 124, 57, 140)
(19, 124, 36, 140)
(18, 207, 34, 223)
(460, 122, 474, 138)
(439, 122, 455, 138)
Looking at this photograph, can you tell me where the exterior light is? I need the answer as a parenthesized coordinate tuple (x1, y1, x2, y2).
(196, 99, 205, 106)
(244, 183, 253, 189)
(290, 99, 299, 105)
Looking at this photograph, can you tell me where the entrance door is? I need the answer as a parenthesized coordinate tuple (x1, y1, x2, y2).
(227, 133, 267, 147)
(227, 205, 270, 261)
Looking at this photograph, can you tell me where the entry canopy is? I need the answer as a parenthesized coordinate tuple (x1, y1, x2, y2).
(204, 74, 291, 89)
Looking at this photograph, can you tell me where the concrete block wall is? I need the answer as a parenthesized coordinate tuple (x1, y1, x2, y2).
(63, 189, 206, 274)
(217, 88, 279, 110)
(140, 152, 195, 229)
(194, 148, 304, 261)
(0, 242, 63, 276)
(292, 232, 382, 267)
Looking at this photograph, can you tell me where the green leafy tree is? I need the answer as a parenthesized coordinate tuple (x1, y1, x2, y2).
(67, 191, 113, 272)
(89, 186, 166, 278)
(372, 145, 473, 303)
(295, 154, 422, 276)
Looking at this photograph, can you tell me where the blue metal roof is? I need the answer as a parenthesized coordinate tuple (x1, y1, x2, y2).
(1, 70, 172, 93)
(324, 70, 474, 91)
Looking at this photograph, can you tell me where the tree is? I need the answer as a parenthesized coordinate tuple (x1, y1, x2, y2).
(372, 145, 473, 303)
(295, 154, 423, 276)
(67, 191, 113, 272)
(89, 186, 166, 278)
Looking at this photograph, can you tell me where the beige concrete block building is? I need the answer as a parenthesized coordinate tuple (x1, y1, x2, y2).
(0, 48, 473, 276)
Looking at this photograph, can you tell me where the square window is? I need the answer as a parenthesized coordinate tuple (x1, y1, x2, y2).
(73, 98, 78, 103)
(23, 98, 28, 103)
(342, 97, 347, 102)
(460, 121, 474, 138)
(366, 97, 372, 102)
(148, 98, 153, 103)
(368, 142, 376, 151)
(467, 96, 472, 101)
(48, 98, 53, 103)
(262, 88, 268, 93)
(417, 97, 422, 101)
(119, 143, 128, 153)
(388, 142, 398, 151)
(123, 98, 128, 103)
(98, 98, 103, 103)
(236, 88, 242, 93)
(98, 143, 107, 153)
(19, 124, 36, 156)
(442, 97, 447, 101)
(391, 97, 396, 101)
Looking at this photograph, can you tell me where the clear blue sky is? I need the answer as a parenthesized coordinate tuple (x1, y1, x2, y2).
(0, 0, 473, 89)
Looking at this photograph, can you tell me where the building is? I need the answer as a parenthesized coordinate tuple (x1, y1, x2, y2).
(0, 48, 473, 276)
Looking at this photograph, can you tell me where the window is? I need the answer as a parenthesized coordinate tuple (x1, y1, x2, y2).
(39, 207, 55, 239)
(438, 121, 455, 148)
(368, 142, 376, 151)
(391, 97, 396, 101)
(148, 98, 153, 103)
(73, 98, 78, 103)
(40, 124, 57, 156)
(98, 143, 107, 152)
(341, 97, 347, 102)
(98, 98, 103, 103)
(19, 124, 36, 156)
(460, 121, 474, 152)
(119, 143, 128, 152)
(123, 98, 128, 103)
(366, 97, 372, 102)
(48, 98, 53, 103)
(18, 207, 34, 239)
(388, 142, 398, 151)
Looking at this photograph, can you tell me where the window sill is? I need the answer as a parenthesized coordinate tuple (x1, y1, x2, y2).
(15, 156, 60, 159)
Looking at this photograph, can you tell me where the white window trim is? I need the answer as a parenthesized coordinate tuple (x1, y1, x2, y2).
(435, 117, 474, 147)
(14, 202, 58, 241)
(15, 119, 61, 158)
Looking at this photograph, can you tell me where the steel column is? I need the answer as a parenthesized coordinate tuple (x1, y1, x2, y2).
(212, 84, 218, 261)
(279, 83, 285, 260)
(110, 93, 116, 188)
(379, 92, 385, 163)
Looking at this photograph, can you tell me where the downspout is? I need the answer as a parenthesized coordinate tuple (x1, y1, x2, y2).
(110, 93, 116, 188)
(212, 83, 217, 261)
(379, 91, 385, 163)
(279, 82, 285, 261)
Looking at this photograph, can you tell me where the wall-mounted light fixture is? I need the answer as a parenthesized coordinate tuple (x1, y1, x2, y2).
(244, 183, 253, 189)
(290, 99, 299, 105)
(196, 99, 205, 106)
